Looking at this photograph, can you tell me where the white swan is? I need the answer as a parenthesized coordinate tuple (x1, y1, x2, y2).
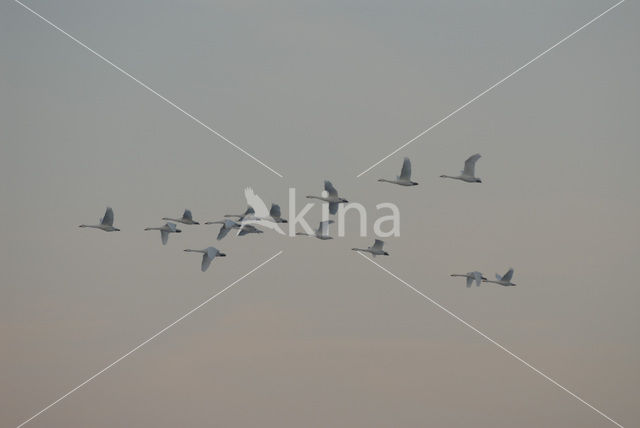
(184, 247, 226, 272)
(482, 268, 517, 286)
(144, 222, 182, 245)
(352, 239, 390, 257)
(162, 209, 199, 225)
(306, 181, 349, 214)
(79, 207, 120, 232)
(296, 220, 334, 240)
(204, 219, 240, 240)
(440, 153, 482, 183)
(450, 271, 487, 287)
(378, 157, 418, 186)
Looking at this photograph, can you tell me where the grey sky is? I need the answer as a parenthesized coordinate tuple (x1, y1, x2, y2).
(2, 0, 639, 427)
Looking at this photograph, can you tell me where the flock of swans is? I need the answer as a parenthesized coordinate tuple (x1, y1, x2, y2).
(79, 153, 516, 284)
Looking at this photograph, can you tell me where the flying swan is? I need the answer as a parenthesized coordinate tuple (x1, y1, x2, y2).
(79, 207, 120, 232)
(144, 222, 182, 245)
(162, 209, 200, 225)
(352, 239, 390, 257)
(306, 181, 349, 214)
(440, 153, 482, 183)
(184, 247, 226, 272)
(378, 157, 418, 186)
(450, 271, 487, 287)
(482, 268, 517, 286)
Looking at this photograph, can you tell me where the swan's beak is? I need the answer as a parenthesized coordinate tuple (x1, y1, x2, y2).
(193, 221, 200, 225)
(384, 252, 390, 255)
(176, 229, 182, 233)
(282, 219, 288, 223)
(114, 228, 121, 231)
(477, 179, 482, 183)
(218, 253, 226, 257)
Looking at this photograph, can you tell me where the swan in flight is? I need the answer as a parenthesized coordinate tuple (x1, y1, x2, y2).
(378, 157, 418, 186)
(162, 209, 199, 225)
(440, 153, 482, 183)
(204, 219, 240, 240)
(306, 181, 349, 214)
(184, 247, 226, 272)
(79, 207, 120, 232)
(296, 220, 334, 240)
(482, 268, 517, 286)
(352, 239, 390, 257)
(144, 222, 182, 245)
(450, 271, 487, 287)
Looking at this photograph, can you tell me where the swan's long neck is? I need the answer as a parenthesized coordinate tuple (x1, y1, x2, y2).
(378, 179, 395, 184)
(80, 224, 101, 229)
(162, 217, 178, 222)
(440, 175, 459, 180)
(306, 195, 328, 202)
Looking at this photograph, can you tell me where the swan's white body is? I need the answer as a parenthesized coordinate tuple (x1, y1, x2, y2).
(440, 153, 482, 183)
(482, 268, 517, 286)
(451, 271, 487, 287)
(306, 181, 349, 214)
(352, 239, 390, 257)
(79, 207, 120, 232)
(144, 222, 182, 245)
(378, 157, 418, 186)
(296, 220, 334, 240)
(162, 209, 199, 225)
(184, 247, 226, 272)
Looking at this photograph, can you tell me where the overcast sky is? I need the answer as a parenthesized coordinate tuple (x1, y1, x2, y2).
(2, 1, 639, 427)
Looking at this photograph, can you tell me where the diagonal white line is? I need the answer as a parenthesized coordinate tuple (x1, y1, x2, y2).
(14, 0, 284, 178)
(356, 0, 625, 177)
(357, 253, 624, 428)
(15, 251, 283, 428)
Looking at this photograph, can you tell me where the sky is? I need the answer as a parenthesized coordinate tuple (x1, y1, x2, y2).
(1, 0, 639, 427)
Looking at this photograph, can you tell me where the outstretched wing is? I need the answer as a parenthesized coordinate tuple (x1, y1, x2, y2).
(270, 203, 281, 219)
(463, 153, 481, 176)
(166, 222, 178, 232)
(101, 207, 114, 226)
(244, 187, 270, 218)
(324, 180, 338, 197)
(372, 239, 384, 250)
(183, 209, 193, 221)
(161, 230, 169, 245)
(501, 268, 514, 283)
(329, 202, 338, 215)
(466, 276, 473, 288)
(473, 271, 483, 287)
(217, 225, 230, 240)
(399, 157, 412, 180)
(201, 254, 213, 272)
